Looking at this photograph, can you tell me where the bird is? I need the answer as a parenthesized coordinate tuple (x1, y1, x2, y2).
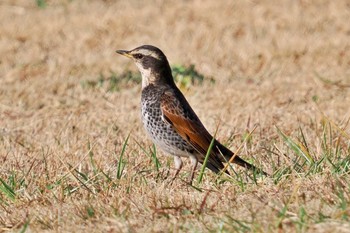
(116, 45, 266, 184)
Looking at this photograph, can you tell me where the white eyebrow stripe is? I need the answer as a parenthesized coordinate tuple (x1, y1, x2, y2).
(133, 49, 161, 60)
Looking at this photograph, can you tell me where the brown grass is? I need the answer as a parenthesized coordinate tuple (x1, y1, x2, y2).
(1, 0, 350, 232)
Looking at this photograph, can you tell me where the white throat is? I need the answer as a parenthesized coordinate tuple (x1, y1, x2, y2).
(136, 62, 153, 88)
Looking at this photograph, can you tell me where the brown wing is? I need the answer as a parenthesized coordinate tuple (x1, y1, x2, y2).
(160, 90, 224, 173)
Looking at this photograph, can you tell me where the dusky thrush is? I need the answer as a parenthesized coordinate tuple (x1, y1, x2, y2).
(116, 45, 266, 183)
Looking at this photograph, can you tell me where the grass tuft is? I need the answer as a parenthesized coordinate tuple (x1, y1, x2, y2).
(81, 65, 210, 92)
(276, 126, 315, 166)
(172, 64, 214, 89)
(35, 0, 47, 8)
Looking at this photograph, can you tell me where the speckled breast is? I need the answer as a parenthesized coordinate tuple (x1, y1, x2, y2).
(140, 86, 195, 157)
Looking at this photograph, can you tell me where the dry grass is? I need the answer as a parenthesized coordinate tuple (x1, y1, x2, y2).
(1, 0, 350, 232)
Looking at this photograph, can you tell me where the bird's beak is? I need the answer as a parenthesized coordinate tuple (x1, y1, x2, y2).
(116, 50, 133, 58)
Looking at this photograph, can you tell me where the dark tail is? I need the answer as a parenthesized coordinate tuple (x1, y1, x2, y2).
(215, 141, 268, 176)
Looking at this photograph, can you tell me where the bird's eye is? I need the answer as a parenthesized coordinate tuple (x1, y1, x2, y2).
(134, 54, 143, 59)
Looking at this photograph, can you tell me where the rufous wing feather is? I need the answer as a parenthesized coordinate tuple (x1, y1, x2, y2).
(160, 90, 224, 172)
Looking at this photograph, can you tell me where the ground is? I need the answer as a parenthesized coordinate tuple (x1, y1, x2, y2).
(1, 0, 350, 232)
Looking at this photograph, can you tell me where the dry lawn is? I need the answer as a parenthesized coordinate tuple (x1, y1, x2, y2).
(1, 0, 350, 232)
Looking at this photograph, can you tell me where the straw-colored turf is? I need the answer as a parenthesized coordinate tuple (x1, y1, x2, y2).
(1, 0, 350, 232)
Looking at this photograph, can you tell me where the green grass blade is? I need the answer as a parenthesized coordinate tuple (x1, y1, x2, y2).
(117, 134, 130, 179)
(0, 178, 16, 201)
(150, 144, 161, 171)
(134, 140, 161, 171)
(19, 220, 30, 233)
(87, 141, 98, 176)
(197, 136, 216, 184)
(276, 126, 314, 165)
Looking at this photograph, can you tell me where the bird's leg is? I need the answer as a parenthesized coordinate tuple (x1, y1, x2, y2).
(189, 156, 198, 185)
(171, 156, 183, 182)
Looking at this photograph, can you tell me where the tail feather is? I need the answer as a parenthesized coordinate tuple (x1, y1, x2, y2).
(214, 141, 268, 176)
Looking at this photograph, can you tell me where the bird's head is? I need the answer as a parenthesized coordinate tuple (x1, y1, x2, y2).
(116, 45, 174, 88)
